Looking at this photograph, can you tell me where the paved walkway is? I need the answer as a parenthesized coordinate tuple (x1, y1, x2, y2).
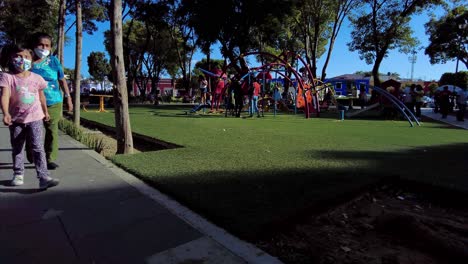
(421, 108, 468, 130)
(0, 120, 282, 263)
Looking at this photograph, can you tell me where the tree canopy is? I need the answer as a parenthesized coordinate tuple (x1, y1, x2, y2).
(87, 51, 111, 82)
(348, 0, 444, 86)
(0, 0, 58, 46)
(425, 6, 468, 69)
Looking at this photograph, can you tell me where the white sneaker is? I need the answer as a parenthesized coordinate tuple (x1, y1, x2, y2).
(11, 175, 24, 186)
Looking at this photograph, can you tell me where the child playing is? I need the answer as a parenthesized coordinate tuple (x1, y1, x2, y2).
(0, 44, 59, 189)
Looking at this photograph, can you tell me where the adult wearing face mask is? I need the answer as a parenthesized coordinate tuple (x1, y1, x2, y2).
(27, 32, 73, 170)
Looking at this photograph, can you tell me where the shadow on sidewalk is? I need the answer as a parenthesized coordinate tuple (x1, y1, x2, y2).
(0, 180, 44, 194)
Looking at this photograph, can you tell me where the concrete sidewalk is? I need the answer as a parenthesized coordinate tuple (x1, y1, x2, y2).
(0, 121, 282, 263)
(421, 108, 468, 130)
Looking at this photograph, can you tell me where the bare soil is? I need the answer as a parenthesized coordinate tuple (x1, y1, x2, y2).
(255, 185, 468, 264)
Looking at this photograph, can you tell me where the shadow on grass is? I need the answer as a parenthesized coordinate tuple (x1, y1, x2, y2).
(113, 143, 468, 242)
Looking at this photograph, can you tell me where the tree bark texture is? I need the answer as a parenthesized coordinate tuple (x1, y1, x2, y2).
(111, 0, 134, 154)
(57, 0, 66, 65)
(73, 0, 82, 125)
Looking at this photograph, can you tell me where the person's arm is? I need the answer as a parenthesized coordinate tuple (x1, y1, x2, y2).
(59, 78, 73, 112)
(39, 90, 50, 122)
(1, 86, 12, 126)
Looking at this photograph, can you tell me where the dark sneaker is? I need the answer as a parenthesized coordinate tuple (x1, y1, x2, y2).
(39, 177, 60, 190)
(47, 162, 59, 170)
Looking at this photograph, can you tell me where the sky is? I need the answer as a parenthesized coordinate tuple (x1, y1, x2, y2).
(63, 8, 466, 82)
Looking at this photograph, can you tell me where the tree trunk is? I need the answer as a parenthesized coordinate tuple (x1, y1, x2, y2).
(57, 0, 66, 65)
(207, 50, 211, 94)
(321, 24, 338, 81)
(372, 54, 384, 87)
(73, 0, 82, 125)
(111, 0, 134, 154)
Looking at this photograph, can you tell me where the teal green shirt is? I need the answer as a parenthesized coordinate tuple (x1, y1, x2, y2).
(31, 56, 65, 106)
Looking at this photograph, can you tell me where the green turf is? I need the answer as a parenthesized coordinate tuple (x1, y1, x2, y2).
(81, 105, 468, 238)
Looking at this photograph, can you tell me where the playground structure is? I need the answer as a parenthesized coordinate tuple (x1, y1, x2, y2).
(194, 51, 420, 126)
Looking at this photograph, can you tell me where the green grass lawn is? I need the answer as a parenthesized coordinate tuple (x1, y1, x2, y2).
(81, 105, 468, 239)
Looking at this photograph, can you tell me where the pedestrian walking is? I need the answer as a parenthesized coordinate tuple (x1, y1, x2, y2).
(0, 44, 59, 189)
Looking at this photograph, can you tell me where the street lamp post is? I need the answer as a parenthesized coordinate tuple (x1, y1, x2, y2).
(409, 49, 417, 81)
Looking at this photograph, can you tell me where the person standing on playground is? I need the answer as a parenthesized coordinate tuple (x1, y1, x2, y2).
(439, 86, 451, 118)
(0, 44, 59, 189)
(198, 75, 208, 107)
(212, 77, 224, 112)
(455, 89, 467, 122)
(403, 85, 415, 114)
(28, 32, 73, 170)
(249, 78, 261, 117)
(414, 84, 424, 119)
(359, 86, 367, 109)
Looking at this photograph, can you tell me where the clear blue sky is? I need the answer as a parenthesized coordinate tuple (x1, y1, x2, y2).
(63, 9, 466, 82)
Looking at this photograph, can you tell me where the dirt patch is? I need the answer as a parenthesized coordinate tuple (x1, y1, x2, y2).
(255, 184, 468, 264)
(76, 118, 182, 158)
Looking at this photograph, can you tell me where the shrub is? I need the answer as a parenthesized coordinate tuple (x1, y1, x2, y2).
(58, 118, 106, 154)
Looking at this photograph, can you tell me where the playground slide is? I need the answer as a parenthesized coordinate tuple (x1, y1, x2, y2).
(345, 102, 380, 118)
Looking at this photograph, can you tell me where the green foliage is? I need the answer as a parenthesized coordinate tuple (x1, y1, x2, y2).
(64, 67, 75, 82)
(193, 59, 226, 76)
(87, 51, 111, 82)
(425, 6, 468, 68)
(104, 11, 179, 90)
(0, 0, 58, 46)
(428, 82, 439, 95)
(66, 0, 107, 34)
(348, 0, 444, 85)
(439, 71, 468, 88)
(58, 118, 106, 154)
(182, 0, 297, 73)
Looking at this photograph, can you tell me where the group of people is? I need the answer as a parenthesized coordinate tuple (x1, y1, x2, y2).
(434, 86, 466, 121)
(197, 74, 263, 118)
(402, 84, 425, 118)
(0, 32, 72, 189)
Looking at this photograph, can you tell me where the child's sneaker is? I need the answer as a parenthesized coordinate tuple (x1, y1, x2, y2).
(10, 175, 24, 186)
(39, 177, 59, 190)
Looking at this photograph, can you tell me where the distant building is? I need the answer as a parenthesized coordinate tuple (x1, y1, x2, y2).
(132, 78, 174, 97)
(324, 74, 371, 96)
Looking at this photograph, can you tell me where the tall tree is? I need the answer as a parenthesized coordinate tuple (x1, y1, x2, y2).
(320, 0, 361, 80)
(348, 0, 443, 86)
(294, 0, 334, 78)
(133, 1, 179, 98)
(425, 6, 468, 70)
(57, 0, 67, 64)
(62, 0, 107, 60)
(73, 0, 83, 125)
(105, 20, 146, 96)
(110, 0, 133, 154)
(165, 0, 197, 90)
(87, 51, 111, 89)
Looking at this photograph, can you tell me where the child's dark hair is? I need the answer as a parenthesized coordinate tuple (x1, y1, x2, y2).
(29, 32, 54, 48)
(0, 44, 32, 72)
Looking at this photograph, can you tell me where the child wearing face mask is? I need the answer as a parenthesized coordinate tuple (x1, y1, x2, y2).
(0, 44, 59, 189)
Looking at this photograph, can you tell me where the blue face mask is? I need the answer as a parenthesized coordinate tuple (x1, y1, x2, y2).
(12, 57, 32, 72)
